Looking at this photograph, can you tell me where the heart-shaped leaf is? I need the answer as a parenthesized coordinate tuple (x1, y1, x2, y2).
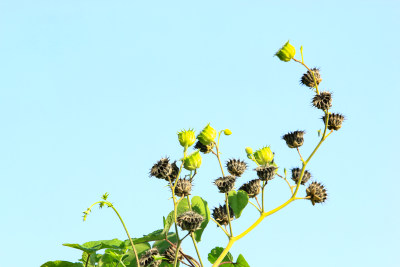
(191, 196, 210, 242)
(228, 190, 249, 218)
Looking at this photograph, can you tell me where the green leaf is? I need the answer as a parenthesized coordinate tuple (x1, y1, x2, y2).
(63, 239, 125, 254)
(98, 253, 116, 267)
(191, 196, 210, 242)
(162, 198, 190, 235)
(130, 229, 167, 244)
(152, 233, 178, 254)
(228, 190, 249, 218)
(40, 261, 83, 267)
(123, 242, 151, 267)
(80, 252, 101, 267)
(236, 254, 250, 267)
(208, 247, 234, 265)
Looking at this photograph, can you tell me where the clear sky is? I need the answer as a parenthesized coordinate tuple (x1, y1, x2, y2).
(1, 0, 399, 266)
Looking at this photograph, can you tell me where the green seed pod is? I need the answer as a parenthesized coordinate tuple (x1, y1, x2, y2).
(177, 129, 196, 148)
(183, 150, 202, 171)
(223, 129, 232, 135)
(253, 146, 274, 165)
(275, 41, 296, 62)
(197, 123, 217, 145)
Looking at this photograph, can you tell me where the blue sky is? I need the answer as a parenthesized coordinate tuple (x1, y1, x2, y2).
(0, 0, 399, 266)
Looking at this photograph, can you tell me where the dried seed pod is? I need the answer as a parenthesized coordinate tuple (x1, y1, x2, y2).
(139, 248, 162, 267)
(291, 168, 311, 185)
(312, 91, 332, 110)
(214, 175, 236, 193)
(301, 67, 322, 88)
(212, 204, 234, 226)
(194, 141, 214, 154)
(150, 158, 172, 179)
(226, 159, 247, 177)
(255, 164, 277, 181)
(174, 179, 192, 197)
(166, 161, 179, 182)
(322, 113, 345, 131)
(239, 179, 261, 198)
(282, 131, 305, 148)
(306, 182, 328, 206)
(176, 211, 204, 232)
(164, 245, 183, 264)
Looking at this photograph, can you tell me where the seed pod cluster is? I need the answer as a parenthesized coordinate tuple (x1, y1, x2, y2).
(139, 248, 162, 267)
(176, 211, 204, 232)
(306, 182, 328, 205)
(291, 168, 311, 185)
(282, 131, 305, 148)
(255, 165, 277, 181)
(150, 158, 172, 180)
(214, 175, 236, 193)
(301, 67, 322, 88)
(322, 113, 345, 131)
(239, 179, 261, 198)
(226, 159, 247, 177)
(312, 91, 332, 110)
(164, 245, 183, 264)
(212, 204, 234, 226)
(174, 179, 192, 197)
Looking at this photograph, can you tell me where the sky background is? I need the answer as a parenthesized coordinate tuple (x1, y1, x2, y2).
(1, 0, 399, 266)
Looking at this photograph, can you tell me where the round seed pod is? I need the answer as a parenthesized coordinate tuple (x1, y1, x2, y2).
(177, 129, 196, 148)
(282, 131, 305, 148)
(214, 175, 236, 193)
(183, 150, 202, 171)
(275, 41, 296, 62)
(139, 248, 162, 267)
(226, 159, 247, 177)
(164, 245, 183, 264)
(253, 146, 274, 165)
(212, 204, 234, 226)
(291, 168, 311, 185)
(255, 164, 277, 181)
(174, 179, 192, 197)
(197, 123, 217, 146)
(322, 113, 345, 131)
(150, 158, 172, 179)
(312, 91, 332, 110)
(306, 182, 328, 206)
(166, 161, 179, 182)
(239, 179, 261, 198)
(176, 211, 204, 232)
(301, 67, 322, 88)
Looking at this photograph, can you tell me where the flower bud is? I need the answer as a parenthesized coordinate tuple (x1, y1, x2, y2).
(253, 146, 274, 165)
(275, 41, 296, 62)
(183, 150, 202, 171)
(245, 147, 253, 155)
(223, 129, 232, 135)
(177, 129, 196, 148)
(197, 123, 217, 145)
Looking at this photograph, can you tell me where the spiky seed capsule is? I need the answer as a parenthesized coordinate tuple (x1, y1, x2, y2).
(174, 179, 192, 197)
(183, 150, 202, 171)
(253, 146, 274, 165)
(139, 248, 162, 267)
(282, 131, 305, 148)
(312, 91, 332, 110)
(291, 168, 312, 185)
(301, 68, 322, 88)
(214, 175, 236, 193)
(150, 158, 172, 179)
(164, 245, 183, 264)
(212, 204, 234, 226)
(176, 211, 204, 232)
(239, 179, 261, 198)
(226, 159, 247, 177)
(322, 113, 345, 131)
(255, 164, 277, 181)
(194, 140, 214, 154)
(166, 161, 179, 182)
(275, 41, 296, 62)
(197, 123, 217, 146)
(306, 182, 328, 205)
(177, 129, 196, 148)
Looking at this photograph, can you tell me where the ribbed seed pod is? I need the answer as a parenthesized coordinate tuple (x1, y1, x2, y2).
(194, 141, 214, 154)
(176, 211, 204, 232)
(226, 159, 247, 177)
(164, 245, 183, 264)
(166, 161, 179, 182)
(197, 123, 217, 145)
(301, 68, 322, 88)
(291, 168, 311, 185)
(255, 165, 277, 181)
(139, 248, 162, 267)
(282, 131, 305, 148)
(212, 204, 234, 226)
(214, 175, 236, 193)
(312, 91, 332, 110)
(239, 179, 261, 198)
(322, 113, 345, 131)
(306, 182, 328, 206)
(150, 158, 172, 179)
(174, 179, 192, 197)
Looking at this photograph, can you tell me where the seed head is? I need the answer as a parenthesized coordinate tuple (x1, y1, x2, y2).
(255, 164, 277, 181)
(312, 91, 332, 110)
(166, 161, 179, 182)
(275, 41, 296, 62)
(183, 150, 202, 171)
(322, 113, 345, 131)
(282, 131, 305, 148)
(306, 182, 328, 206)
(226, 159, 247, 177)
(214, 175, 236, 193)
(212, 204, 234, 226)
(150, 158, 172, 179)
(194, 140, 214, 154)
(139, 248, 162, 267)
(197, 123, 217, 146)
(176, 211, 204, 232)
(291, 168, 311, 185)
(177, 129, 196, 148)
(301, 67, 322, 88)
(239, 179, 261, 198)
(174, 179, 192, 197)
(164, 245, 183, 264)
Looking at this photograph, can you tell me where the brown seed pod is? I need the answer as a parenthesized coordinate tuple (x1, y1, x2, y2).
(306, 182, 328, 206)
(166, 161, 179, 182)
(226, 159, 247, 177)
(255, 165, 277, 181)
(312, 91, 332, 110)
(214, 175, 236, 193)
(150, 158, 173, 179)
(300, 67, 322, 88)
(291, 168, 311, 185)
(164, 244, 183, 264)
(174, 178, 192, 197)
(212, 204, 234, 226)
(194, 140, 214, 154)
(139, 248, 162, 267)
(239, 179, 261, 198)
(282, 131, 305, 148)
(322, 113, 345, 131)
(176, 211, 204, 232)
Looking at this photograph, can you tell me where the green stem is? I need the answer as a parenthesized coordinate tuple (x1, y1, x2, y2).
(292, 58, 320, 94)
(225, 193, 233, 237)
(210, 217, 230, 237)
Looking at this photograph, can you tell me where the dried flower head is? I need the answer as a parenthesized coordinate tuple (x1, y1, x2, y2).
(322, 113, 345, 131)
(194, 140, 214, 154)
(226, 159, 247, 177)
(306, 182, 328, 206)
(282, 131, 305, 148)
(164, 245, 183, 264)
(166, 161, 179, 182)
(255, 164, 277, 181)
(312, 91, 332, 110)
(150, 158, 172, 179)
(212, 204, 234, 226)
(301, 67, 322, 88)
(291, 168, 312, 185)
(139, 248, 162, 267)
(174, 179, 192, 197)
(239, 179, 261, 198)
(176, 211, 204, 232)
(214, 175, 236, 193)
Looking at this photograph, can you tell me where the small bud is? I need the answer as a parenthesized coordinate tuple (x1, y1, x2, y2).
(322, 113, 345, 131)
(291, 168, 312, 185)
(253, 146, 274, 165)
(197, 123, 217, 146)
(255, 164, 277, 181)
(212, 204, 234, 226)
(139, 248, 162, 267)
(214, 175, 236, 193)
(194, 140, 215, 154)
(275, 41, 296, 62)
(101, 192, 109, 200)
(164, 245, 183, 264)
(177, 129, 196, 148)
(174, 179, 192, 197)
(300, 68, 322, 88)
(226, 159, 247, 177)
(183, 151, 202, 171)
(282, 131, 305, 148)
(239, 179, 261, 198)
(150, 158, 173, 179)
(306, 182, 328, 206)
(312, 91, 332, 110)
(223, 129, 232, 135)
(176, 211, 204, 232)
(245, 147, 253, 155)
